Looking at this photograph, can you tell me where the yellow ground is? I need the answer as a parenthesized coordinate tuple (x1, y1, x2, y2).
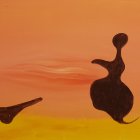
(0, 115, 140, 140)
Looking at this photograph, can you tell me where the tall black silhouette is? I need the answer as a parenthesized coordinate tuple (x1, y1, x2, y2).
(0, 97, 42, 124)
(90, 33, 138, 124)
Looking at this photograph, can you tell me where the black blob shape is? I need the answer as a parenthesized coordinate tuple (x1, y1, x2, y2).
(113, 33, 128, 48)
(0, 97, 43, 124)
(90, 33, 138, 124)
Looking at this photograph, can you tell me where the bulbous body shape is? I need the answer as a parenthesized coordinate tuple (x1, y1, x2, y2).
(90, 33, 138, 124)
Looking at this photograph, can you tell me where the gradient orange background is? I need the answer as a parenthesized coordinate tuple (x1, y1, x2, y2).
(1, 0, 140, 139)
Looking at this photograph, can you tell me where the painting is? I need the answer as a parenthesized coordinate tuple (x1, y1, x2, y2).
(0, 0, 140, 139)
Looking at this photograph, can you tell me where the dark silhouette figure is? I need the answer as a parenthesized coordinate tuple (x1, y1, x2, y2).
(0, 97, 42, 124)
(90, 33, 139, 124)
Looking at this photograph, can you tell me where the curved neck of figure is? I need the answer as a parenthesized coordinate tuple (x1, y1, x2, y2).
(107, 47, 125, 81)
(115, 47, 122, 61)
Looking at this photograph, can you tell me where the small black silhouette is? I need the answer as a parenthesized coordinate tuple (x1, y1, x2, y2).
(90, 33, 139, 124)
(0, 97, 42, 124)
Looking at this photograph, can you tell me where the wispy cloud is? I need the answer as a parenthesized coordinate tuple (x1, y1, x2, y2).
(0, 63, 97, 86)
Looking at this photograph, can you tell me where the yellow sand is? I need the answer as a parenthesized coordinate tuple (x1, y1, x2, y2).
(0, 115, 140, 140)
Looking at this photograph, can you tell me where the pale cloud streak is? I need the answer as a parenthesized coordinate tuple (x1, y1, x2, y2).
(0, 63, 97, 86)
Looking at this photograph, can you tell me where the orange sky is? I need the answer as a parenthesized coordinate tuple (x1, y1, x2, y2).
(0, 0, 140, 119)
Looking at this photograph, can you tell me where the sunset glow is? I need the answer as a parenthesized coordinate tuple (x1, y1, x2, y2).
(1, 0, 140, 139)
